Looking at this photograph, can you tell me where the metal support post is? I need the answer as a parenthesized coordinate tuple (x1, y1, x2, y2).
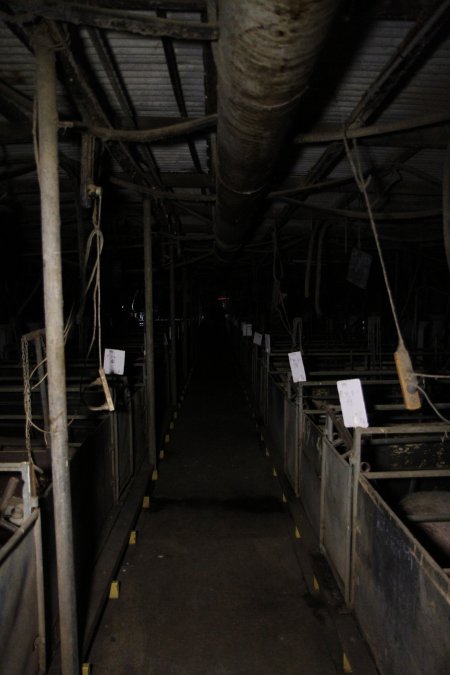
(143, 198, 157, 467)
(182, 265, 189, 381)
(34, 25, 79, 675)
(169, 242, 177, 408)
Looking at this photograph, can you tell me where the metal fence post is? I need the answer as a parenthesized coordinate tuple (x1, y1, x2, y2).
(143, 198, 157, 467)
(169, 243, 177, 408)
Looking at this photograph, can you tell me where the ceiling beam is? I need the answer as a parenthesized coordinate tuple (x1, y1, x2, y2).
(275, 198, 441, 222)
(159, 172, 213, 188)
(45, 20, 155, 188)
(370, 0, 439, 21)
(275, 0, 450, 231)
(86, 27, 136, 125)
(110, 175, 215, 202)
(61, 0, 207, 11)
(0, 122, 31, 143)
(157, 8, 204, 175)
(307, 0, 450, 186)
(7, 0, 218, 41)
(0, 78, 33, 122)
(294, 112, 450, 145)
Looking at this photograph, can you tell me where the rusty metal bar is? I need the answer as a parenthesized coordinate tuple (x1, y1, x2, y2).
(34, 24, 79, 675)
(143, 198, 157, 468)
(294, 111, 450, 144)
(62, 113, 217, 143)
(364, 469, 450, 480)
(9, 1, 218, 41)
(0, 476, 19, 516)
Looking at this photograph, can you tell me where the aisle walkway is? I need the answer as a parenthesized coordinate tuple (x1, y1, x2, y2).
(88, 327, 341, 674)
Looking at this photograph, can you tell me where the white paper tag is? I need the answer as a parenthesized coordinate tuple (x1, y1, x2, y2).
(337, 379, 369, 428)
(245, 323, 253, 337)
(103, 348, 125, 375)
(253, 332, 263, 346)
(265, 334, 271, 353)
(288, 351, 307, 383)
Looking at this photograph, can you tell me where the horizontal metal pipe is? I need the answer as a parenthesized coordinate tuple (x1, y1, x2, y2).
(364, 470, 450, 480)
(60, 113, 217, 142)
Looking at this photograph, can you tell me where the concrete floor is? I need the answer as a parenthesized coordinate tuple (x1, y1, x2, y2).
(88, 328, 343, 674)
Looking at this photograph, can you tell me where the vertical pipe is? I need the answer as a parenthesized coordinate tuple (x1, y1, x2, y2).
(143, 198, 157, 467)
(34, 25, 79, 675)
(182, 265, 188, 381)
(169, 243, 177, 408)
(34, 511, 47, 673)
(443, 142, 450, 272)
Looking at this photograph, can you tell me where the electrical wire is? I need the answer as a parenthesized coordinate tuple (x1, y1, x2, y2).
(83, 189, 104, 366)
(343, 134, 404, 345)
(413, 373, 450, 380)
(416, 384, 450, 425)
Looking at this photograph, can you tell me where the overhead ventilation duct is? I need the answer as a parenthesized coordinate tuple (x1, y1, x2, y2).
(215, 0, 339, 259)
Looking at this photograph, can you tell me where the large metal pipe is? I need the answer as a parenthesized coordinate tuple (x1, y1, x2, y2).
(215, 0, 339, 257)
(34, 24, 80, 675)
(143, 198, 157, 467)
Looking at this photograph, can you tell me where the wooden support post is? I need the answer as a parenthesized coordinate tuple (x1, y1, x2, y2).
(34, 24, 79, 675)
(143, 198, 157, 467)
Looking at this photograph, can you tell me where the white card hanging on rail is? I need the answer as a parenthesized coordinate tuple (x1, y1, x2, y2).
(337, 378, 369, 428)
(245, 323, 253, 337)
(253, 332, 263, 346)
(265, 334, 271, 353)
(103, 348, 125, 375)
(288, 351, 307, 383)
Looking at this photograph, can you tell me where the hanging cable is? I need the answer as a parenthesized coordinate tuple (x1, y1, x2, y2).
(413, 372, 450, 379)
(272, 226, 293, 341)
(83, 187, 104, 365)
(416, 384, 450, 425)
(79, 186, 114, 412)
(343, 136, 403, 342)
(343, 135, 421, 410)
(21, 334, 48, 461)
